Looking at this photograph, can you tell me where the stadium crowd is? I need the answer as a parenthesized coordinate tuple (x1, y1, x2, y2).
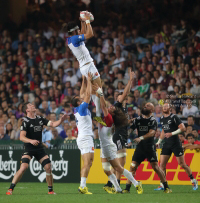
(0, 0, 200, 147)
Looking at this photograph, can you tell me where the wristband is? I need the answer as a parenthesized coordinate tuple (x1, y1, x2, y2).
(172, 128, 182, 136)
(96, 87, 103, 97)
(139, 136, 144, 140)
(157, 138, 163, 145)
(86, 20, 90, 24)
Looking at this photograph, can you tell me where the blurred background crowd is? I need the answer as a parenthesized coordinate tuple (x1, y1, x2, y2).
(0, 0, 200, 148)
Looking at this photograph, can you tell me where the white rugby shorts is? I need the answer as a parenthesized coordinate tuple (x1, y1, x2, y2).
(80, 62, 100, 80)
(101, 144, 117, 161)
(77, 135, 94, 155)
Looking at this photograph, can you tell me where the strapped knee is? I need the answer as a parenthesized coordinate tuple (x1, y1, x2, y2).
(42, 158, 51, 168)
(102, 162, 111, 171)
(117, 153, 127, 158)
(21, 158, 30, 164)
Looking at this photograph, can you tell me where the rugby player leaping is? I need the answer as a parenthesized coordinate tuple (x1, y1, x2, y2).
(66, 11, 106, 126)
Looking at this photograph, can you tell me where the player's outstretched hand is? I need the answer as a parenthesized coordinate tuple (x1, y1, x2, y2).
(84, 12, 91, 21)
(134, 137, 141, 144)
(30, 140, 40, 146)
(165, 132, 172, 138)
(61, 114, 68, 122)
(156, 142, 160, 148)
(87, 73, 93, 82)
(129, 71, 135, 81)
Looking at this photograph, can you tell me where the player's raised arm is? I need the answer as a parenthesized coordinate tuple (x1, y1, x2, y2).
(80, 76, 87, 98)
(117, 71, 135, 103)
(84, 73, 93, 104)
(84, 12, 94, 40)
(80, 20, 87, 34)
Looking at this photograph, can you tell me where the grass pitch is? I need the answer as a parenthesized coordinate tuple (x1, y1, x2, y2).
(0, 183, 199, 203)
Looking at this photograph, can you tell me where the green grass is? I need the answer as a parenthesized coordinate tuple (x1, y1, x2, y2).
(0, 183, 199, 203)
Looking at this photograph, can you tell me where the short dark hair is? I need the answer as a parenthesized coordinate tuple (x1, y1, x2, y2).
(66, 21, 78, 33)
(22, 102, 30, 114)
(188, 115, 194, 121)
(71, 96, 79, 107)
(186, 133, 195, 139)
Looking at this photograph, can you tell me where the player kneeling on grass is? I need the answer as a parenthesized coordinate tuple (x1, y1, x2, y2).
(94, 84, 143, 194)
(6, 103, 68, 195)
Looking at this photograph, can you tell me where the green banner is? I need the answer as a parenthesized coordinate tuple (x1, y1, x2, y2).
(0, 149, 80, 183)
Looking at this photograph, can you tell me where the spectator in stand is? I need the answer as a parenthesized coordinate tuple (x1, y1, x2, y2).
(152, 34, 165, 54)
(51, 128, 63, 148)
(70, 120, 78, 138)
(64, 129, 76, 142)
(64, 70, 78, 87)
(6, 123, 16, 140)
(42, 127, 53, 149)
(133, 89, 145, 107)
(187, 115, 200, 131)
(182, 99, 199, 117)
(184, 134, 200, 150)
(178, 132, 188, 144)
(0, 126, 10, 140)
(113, 70, 128, 88)
(60, 122, 70, 140)
(40, 73, 52, 89)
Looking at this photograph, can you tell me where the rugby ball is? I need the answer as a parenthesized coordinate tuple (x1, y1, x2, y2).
(80, 11, 94, 22)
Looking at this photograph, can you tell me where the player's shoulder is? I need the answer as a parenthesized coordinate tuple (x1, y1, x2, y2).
(22, 117, 29, 123)
(136, 116, 141, 120)
(150, 116, 156, 121)
(160, 115, 164, 120)
(170, 113, 176, 118)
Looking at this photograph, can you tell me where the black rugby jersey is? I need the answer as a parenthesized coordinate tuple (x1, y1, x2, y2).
(131, 115, 157, 145)
(114, 102, 128, 138)
(160, 113, 182, 145)
(21, 115, 49, 150)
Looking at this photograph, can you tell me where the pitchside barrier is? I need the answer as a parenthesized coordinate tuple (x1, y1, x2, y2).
(86, 149, 200, 185)
(0, 145, 200, 184)
(0, 149, 80, 183)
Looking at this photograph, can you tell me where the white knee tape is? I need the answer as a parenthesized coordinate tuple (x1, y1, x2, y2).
(46, 172, 52, 176)
(117, 153, 127, 158)
(102, 162, 111, 171)
(131, 163, 136, 167)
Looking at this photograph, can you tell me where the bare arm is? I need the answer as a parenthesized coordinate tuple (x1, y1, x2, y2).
(80, 76, 87, 98)
(20, 131, 39, 146)
(80, 21, 87, 34)
(49, 114, 68, 128)
(84, 73, 92, 103)
(143, 129, 156, 140)
(160, 129, 165, 139)
(118, 71, 135, 103)
(100, 96, 108, 117)
(84, 13, 94, 40)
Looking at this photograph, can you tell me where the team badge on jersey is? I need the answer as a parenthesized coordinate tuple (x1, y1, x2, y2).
(95, 72, 98, 76)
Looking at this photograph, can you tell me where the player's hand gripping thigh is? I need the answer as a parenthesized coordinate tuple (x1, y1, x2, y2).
(92, 77, 102, 88)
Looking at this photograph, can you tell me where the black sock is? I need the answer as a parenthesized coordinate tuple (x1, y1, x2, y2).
(48, 186, 53, 192)
(189, 174, 194, 180)
(107, 180, 113, 187)
(125, 184, 131, 191)
(9, 183, 16, 190)
(162, 182, 169, 190)
(117, 179, 120, 185)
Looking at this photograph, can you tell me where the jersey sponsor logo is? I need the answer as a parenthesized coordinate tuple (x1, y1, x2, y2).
(0, 151, 17, 180)
(151, 157, 155, 161)
(161, 122, 163, 124)
(179, 152, 183, 156)
(168, 120, 172, 124)
(78, 35, 82, 39)
(138, 123, 140, 125)
(139, 126, 148, 131)
(29, 150, 68, 182)
(163, 124, 170, 130)
(34, 126, 42, 132)
(30, 124, 33, 127)
(39, 121, 43, 126)
(148, 122, 151, 126)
